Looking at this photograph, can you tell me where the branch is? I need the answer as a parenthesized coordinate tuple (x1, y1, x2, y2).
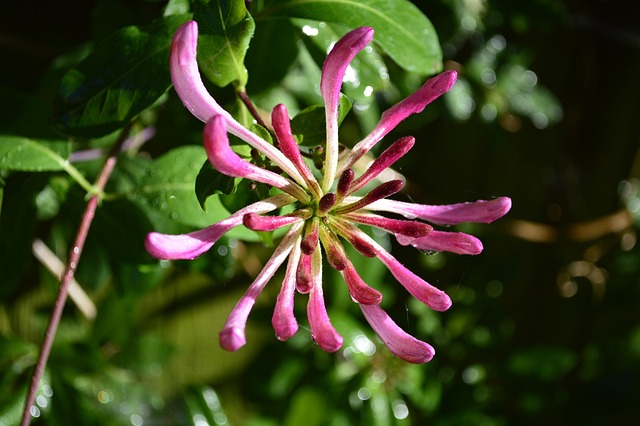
(20, 122, 133, 426)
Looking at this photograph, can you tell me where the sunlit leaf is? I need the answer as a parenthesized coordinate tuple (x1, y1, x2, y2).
(259, 0, 442, 75)
(0, 136, 70, 171)
(194, 0, 255, 88)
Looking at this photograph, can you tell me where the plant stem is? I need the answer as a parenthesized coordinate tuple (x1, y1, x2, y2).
(238, 89, 269, 130)
(20, 123, 133, 426)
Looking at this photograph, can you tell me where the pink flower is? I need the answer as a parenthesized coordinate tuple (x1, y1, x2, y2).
(145, 21, 511, 363)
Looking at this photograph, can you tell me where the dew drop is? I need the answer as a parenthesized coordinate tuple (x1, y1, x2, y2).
(30, 406, 41, 417)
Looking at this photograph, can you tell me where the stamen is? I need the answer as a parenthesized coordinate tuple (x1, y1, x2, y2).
(348, 136, 414, 195)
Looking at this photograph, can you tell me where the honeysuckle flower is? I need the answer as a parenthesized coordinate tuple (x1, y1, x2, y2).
(145, 21, 512, 363)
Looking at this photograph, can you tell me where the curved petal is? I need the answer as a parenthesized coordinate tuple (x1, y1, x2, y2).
(397, 230, 484, 255)
(338, 70, 457, 172)
(204, 116, 309, 202)
(367, 196, 512, 225)
(272, 104, 322, 197)
(341, 261, 383, 305)
(318, 223, 348, 271)
(360, 304, 435, 364)
(307, 248, 343, 352)
(348, 136, 415, 195)
(272, 235, 302, 341)
(320, 26, 374, 191)
(377, 247, 452, 311)
(170, 21, 305, 184)
(334, 180, 403, 215)
(344, 211, 432, 238)
(219, 222, 303, 351)
(296, 253, 313, 294)
(243, 213, 304, 232)
(349, 227, 451, 311)
(145, 194, 295, 260)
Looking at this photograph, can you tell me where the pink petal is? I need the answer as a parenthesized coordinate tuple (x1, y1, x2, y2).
(300, 218, 320, 255)
(296, 253, 312, 294)
(272, 104, 322, 197)
(307, 249, 343, 352)
(377, 247, 452, 311)
(334, 180, 404, 215)
(318, 192, 337, 214)
(360, 304, 435, 364)
(219, 222, 303, 351)
(351, 229, 452, 311)
(348, 136, 415, 195)
(341, 261, 383, 305)
(243, 213, 303, 232)
(344, 211, 432, 238)
(368, 197, 512, 225)
(204, 116, 309, 202)
(320, 26, 374, 191)
(339, 70, 457, 172)
(170, 21, 226, 124)
(397, 230, 484, 255)
(272, 237, 302, 341)
(170, 21, 306, 185)
(337, 169, 354, 200)
(145, 194, 295, 260)
(330, 218, 378, 258)
(318, 224, 348, 271)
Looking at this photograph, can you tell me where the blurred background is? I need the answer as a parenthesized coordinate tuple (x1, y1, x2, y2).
(1, 0, 639, 425)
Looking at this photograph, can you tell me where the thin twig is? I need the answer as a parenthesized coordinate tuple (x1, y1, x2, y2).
(20, 122, 133, 426)
(237, 89, 269, 130)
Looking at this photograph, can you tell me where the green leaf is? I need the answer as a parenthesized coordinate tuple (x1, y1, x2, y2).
(245, 18, 299, 93)
(195, 159, 237, 210)
(0, 136, 70, 171)
(290, 94, 352, 145)
(259, 0, 443, 75)
(131, 146, 258, 240)
(194, 0, 255, 88)
(53, 14, 190, 138)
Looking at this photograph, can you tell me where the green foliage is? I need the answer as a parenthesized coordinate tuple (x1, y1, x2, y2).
(194, 0, 255, 88)
(195, 160, 237, 210)
(53, 15, 189, 138)
(0, 136, 70, 172)
(290, 94, 353, 146)
(259, 0, 443, 75)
